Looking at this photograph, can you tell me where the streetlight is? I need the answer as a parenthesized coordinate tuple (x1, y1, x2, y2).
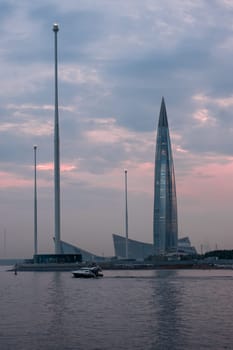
(53, 23, 61, 254)
(33, 145, 38, 256)
(124, 169, 129, 259)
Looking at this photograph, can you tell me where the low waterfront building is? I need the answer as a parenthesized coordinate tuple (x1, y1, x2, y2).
(59, 235, 197, 262)
(112, 234, 197, 260)
(60, 240, 107, 262)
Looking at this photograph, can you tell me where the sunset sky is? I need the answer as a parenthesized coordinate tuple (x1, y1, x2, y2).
(1, 0, 233, 258)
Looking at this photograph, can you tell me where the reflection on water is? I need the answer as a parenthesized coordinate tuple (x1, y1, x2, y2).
(46, 272, 67, 347)
(150, 270, 184, 349)
(1, 269, 233, 349)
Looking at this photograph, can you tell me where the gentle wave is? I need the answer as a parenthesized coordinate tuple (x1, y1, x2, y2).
(1, 269, 233, 350)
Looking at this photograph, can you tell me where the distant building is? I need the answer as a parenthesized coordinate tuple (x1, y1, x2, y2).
(153, 98, 178, 255)
(60, 98, 197, 262)
(34, 253, 82, 264)
(112, 234, 196, 260)
(112, 234, 153, 260)
(57, 235, 196, 262)
(177, 237, 197, 256)
(60, 240, 106, 262)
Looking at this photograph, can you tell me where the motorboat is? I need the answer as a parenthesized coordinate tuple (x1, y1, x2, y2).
(72, 266, 103, 278)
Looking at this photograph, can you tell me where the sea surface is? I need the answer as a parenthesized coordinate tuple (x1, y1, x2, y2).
(1, 267, 233, 350)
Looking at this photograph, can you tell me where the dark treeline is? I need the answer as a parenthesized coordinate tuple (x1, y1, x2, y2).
(204, 250, 233, 259)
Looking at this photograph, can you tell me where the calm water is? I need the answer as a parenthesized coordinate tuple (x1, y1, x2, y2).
(1, 267, 233, 350)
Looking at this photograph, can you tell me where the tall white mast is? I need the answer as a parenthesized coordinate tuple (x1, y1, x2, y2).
(33, 145, 38, 256)
(124, 169, 129, 259)
(53, 23, 61, 254)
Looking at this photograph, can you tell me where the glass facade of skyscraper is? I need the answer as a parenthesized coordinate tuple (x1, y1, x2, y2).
(153, 98, 178, 255)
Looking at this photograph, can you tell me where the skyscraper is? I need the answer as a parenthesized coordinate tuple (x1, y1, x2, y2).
(153, 97, 178, 255)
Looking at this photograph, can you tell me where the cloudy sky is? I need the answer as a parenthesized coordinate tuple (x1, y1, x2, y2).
(1, 0, 233, 258)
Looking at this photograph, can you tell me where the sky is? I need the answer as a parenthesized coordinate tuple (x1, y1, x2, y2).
(1, 0, 233, 258)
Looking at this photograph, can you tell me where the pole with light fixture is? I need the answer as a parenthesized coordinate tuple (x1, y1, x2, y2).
(125, 169, 129, 259)
(53, 23, 61, 254)
(33, 145, 38, 256)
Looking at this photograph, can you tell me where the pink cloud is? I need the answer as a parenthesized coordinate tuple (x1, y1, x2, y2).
(37, 162, 76, 172)
(65, 160, 154, 195)
(177, 160, 233, 201)
(0, 171, 31, 188)
(0, 161, 77, 189)
(193, 92, 233, 108)
(85, 118, 135, 144)
(193, 108, 216, 126)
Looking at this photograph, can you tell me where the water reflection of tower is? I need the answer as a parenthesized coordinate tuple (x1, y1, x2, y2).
(3, 228, 6, 257)
(150, 270, 184, 349)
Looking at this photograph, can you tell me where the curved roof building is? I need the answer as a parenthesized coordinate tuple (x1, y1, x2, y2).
(112, 234, 196, 260)
(60, 240, 104, 262)
(60, 235, 196, 262)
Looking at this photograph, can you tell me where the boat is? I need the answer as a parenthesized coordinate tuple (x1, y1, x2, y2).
(72, 266, 103, 278)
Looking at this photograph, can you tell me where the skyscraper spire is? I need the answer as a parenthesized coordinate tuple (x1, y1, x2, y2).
(158, 97, 168, 127)
(153, 98, 178, 255)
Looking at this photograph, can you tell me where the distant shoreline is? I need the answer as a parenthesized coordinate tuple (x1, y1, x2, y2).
(4, 260, 233, 272)
(0, 259, 25, 266)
